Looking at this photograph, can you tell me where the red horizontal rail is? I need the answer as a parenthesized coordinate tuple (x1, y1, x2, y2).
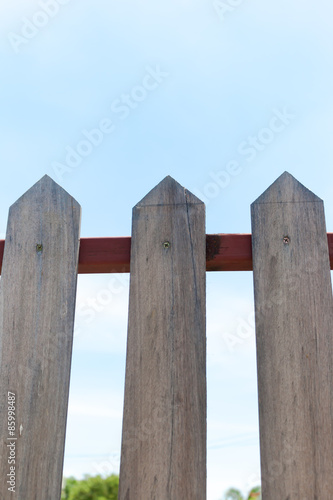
(0, 234, 332, 273)
(78, 237, 131, 274)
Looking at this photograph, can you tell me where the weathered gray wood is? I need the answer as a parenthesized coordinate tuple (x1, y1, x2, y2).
(118, 176, 206, 500)
(251, 171, 333, 498)
(0, 175, 81, 499)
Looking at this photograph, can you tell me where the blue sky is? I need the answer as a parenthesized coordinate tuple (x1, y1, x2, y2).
(1, 1, 333, 498)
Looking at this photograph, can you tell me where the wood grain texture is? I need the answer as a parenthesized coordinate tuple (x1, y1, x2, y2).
(251, 171, 333, 498)
(0, 175, 81, 499)
(118, 176, 206, 500)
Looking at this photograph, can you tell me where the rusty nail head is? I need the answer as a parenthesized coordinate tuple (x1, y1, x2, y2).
(283, 236, 290, 245)
(163, 241, 170, 249)
(36, 244, 43, 253)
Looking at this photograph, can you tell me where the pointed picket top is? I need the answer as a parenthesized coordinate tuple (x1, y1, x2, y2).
(135, 175, 204, 208)
(9, 174, 80, 213)
(252, 171, 322, 206)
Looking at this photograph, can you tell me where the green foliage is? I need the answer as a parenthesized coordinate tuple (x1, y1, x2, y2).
(248, 486, 261, 499)
(223, 486, 261, 500)
(62, 474, 260, 500)
(61, 477, 78, 500)
(61, 474, 119, 500)
(224, 487, 244, 500)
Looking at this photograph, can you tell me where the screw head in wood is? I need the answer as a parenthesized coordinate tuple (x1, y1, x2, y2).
(36, 243, 43, 253)
(283, 236, 290, 245)
(163, 241, 171, 249)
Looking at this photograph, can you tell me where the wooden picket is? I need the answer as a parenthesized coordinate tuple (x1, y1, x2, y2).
(0, 176, 81, 499)
(118, 176, 206, 499)
(0, 171, 332, 499)
(251, 172, 333, 498)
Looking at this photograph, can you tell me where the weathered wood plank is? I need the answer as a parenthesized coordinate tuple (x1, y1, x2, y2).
(0, 175, 81, 499)
(251, 171, 333, 498)
(118, 176, 206, 500)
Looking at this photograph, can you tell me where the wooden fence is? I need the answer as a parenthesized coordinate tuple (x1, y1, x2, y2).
(0, 171, 332, 499)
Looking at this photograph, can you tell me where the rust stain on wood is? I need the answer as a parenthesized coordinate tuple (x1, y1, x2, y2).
(206, 234, 221, 261)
